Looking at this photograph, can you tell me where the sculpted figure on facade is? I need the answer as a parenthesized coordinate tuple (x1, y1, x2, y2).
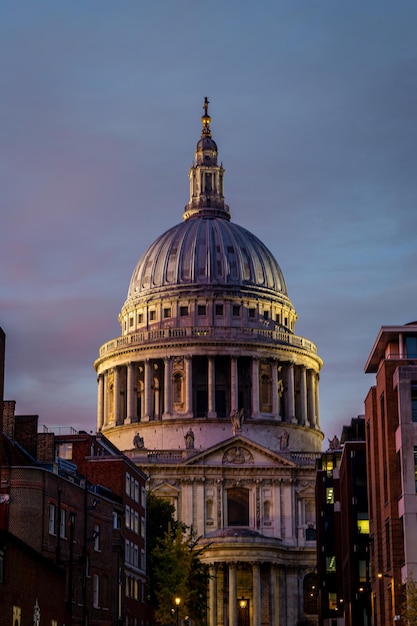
(230, 408, 244, 435)
(184, 428, 195, 449)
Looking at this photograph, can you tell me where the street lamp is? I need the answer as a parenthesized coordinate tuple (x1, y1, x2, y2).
(174, 596, 181, 626)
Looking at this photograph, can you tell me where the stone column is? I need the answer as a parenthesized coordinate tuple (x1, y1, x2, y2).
(287, 362, 296, 423)
(252, 563, 261, 626)
(126, 362, 136, 423)
(315, 374, 320, 429)
(103, 371, 108, 426)
(307, 369, 316, 428)
(185, 356, 193, 416)
(114, 366, 122, 425)
(209, 565, 217, 626)
(143, 359, 152, 421)
(231, 357, 238, 412)
(97, 374, 104, 431)
(208, 357, 216, 417)
(228, 563, 237, 626)
(300, 365, 307, 426)
(270, 565, 278, 626)
(272, 360, 279, 419)
(163, 357, 171, 417)
(251, 358, 260, 418)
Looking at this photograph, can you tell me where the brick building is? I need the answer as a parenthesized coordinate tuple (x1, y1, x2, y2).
(0, 326, 151, 626)
(364, 322, 417, 626)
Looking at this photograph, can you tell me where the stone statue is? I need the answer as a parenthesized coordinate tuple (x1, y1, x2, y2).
(230, 408, 244, 435)
(133, 432, 144, 449)
(328, 435, 340, 451)
(279, 429, 289, 450)
(184, 428, 195, 449)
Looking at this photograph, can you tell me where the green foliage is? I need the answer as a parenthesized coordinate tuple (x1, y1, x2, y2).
(146, 493, 209, 625)
(402, 576, 417, 625)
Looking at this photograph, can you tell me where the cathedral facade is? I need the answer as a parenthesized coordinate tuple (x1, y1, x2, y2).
(95, 99, 323, 626)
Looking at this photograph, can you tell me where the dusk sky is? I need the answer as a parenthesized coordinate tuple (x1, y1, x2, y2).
(1, 1, 416, 444)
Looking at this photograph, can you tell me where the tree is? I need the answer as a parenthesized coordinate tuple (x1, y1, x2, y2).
(402, 576, 417, 625)
(146, 493, 210, 625)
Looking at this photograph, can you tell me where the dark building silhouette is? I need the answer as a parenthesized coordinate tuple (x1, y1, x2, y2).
(316, 416, 371, 626)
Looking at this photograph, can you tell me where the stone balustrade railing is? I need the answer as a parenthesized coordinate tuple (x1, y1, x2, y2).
(98, 326, 318, 358)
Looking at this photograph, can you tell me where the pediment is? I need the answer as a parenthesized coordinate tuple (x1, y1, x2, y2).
(152, 482, 180, 498)
(183, 435, 296, 468)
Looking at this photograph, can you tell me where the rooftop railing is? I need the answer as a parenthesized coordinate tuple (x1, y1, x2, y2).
(98, 326, 318, 358)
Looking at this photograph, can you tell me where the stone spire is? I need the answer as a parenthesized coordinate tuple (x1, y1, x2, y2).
(183, 98, 230, 221)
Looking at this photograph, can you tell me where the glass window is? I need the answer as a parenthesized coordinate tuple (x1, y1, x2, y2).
(138, 312, 144, 324)
(326, 487, 334, 504)
(357, 514, 370, 534)
(405, 336, 417, 358)
(126, 473, 131, 497)
(198, 305, 206, 316)
(163, 308, 171, 318)
(60, 508, 66, 539)
(94, 524, 100, 551)
(215, 304, 224, 316)
(232, 305, 240, 317)
(411, 384, 417, 422)
(328, 592, 337, 610)
(49, 503, 56, 535)
(93, 574, 99, 608)
(227, 487, 249, 526)
(326, 556, 336, 572)
(149, 310, 156, 321)
(248, 308, 256, 319)
(180, 306, 188, 317)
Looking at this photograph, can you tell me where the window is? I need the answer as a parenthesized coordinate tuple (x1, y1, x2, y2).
(94, 524, 100, 551)
(227, 487, 249, 526)
(303, 574, 318, 615)
(138, 312, 144, 324)
(326, 556, 336, 572)
(59, 508, 66, 539)
(405, 335, 417, 358)
(126, 505, 131, 529)
(357, 514, 369, 534)
(113, 512, 122, 530)
(93, 574, 100, 608)
(232, 304, 240, 317)
(133, 511, 139, 535)
(141, 487, 146, 508)
(180, 306, 188, 317)
(414, 447, 417, 493)
(198, 304, 206, 316)
(328, 592, 337, 610)
(134, 480, 139, 503)
(141, 516, 145, 538)
(215, 304, 224, 316)
(149, 310, 156, 321)
(49, 503, 56, 535)
(163, 308, 171, 319)
(129, 317, 134, 327)
(263, 311, 269, 320)
(326, 488, 334, 505)
(411, 384, 417, 422)
(126, 473, 131, 497)
(56, 442, 72, 459)
(248, 308, 255, 318)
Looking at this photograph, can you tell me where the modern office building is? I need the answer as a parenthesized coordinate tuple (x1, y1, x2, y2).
(364, 322, 417, 626)
(95, 99, 324, 626)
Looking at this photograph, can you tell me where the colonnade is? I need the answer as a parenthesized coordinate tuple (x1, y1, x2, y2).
(207, 561, 280, 626)
(96, 355, 320, 431)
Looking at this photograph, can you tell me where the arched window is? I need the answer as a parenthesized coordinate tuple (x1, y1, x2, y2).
(303, 573, 318, 615)
(227, 487, 249, 527)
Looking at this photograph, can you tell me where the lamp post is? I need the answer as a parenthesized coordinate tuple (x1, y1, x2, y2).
(174, 596, 181, 626)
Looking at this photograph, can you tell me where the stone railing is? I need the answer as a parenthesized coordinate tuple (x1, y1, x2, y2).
(98, 326, 318, 357)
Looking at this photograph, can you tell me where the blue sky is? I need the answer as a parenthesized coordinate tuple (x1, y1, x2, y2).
(1, 1, 416, 442)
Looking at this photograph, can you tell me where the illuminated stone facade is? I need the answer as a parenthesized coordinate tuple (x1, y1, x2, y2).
(95, 99, 323, 626)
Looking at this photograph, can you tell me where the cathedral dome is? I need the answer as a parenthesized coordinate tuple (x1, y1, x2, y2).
(126, 217, 288, 301)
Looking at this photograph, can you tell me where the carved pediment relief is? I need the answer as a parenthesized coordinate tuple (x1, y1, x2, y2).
(222, 446, 254, 465)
